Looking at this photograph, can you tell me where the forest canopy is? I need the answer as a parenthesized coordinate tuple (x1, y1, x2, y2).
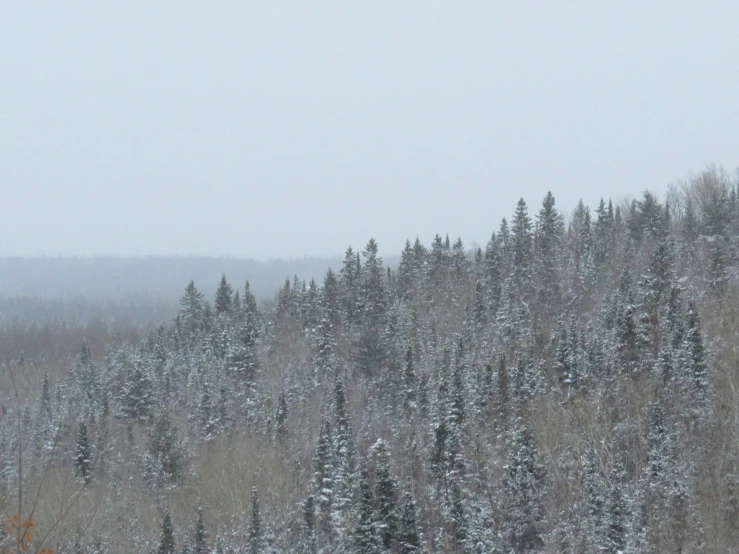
(1, 166, 739, 553)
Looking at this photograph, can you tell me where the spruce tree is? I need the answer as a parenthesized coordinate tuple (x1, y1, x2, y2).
(340, 246, 361, 325)
(504, 417, 545, 552)
(192, 508, 207, 554)
(353, 464, 381, 554)
(146, 411, 187, 486)
(275, 392, 288, 444)
(180, 280, 206, 339)
(215, 273, 234, 315)
(684, 300, 708, 410)
(303, 495, 318, 554)
(321, 268, 342, 327)
(74, 421, 92, 485)
(372, 439, 398, 550)
(249, 484, 263, 554)
(403, 345, 417, 415)
(158, 509, 176, 554)
(534, 191, 563, 316)
(397, 489, 420, 553)
(198, 381, 216, 441)
(511, 198, 533, 288)
(314, 415, 334, 544)
(604, 464, 627, 554)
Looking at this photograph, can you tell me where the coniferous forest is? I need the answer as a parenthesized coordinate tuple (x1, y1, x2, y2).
(3, 168, 739, 553)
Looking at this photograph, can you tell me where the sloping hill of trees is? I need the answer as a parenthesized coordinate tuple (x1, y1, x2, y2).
(1, 166, 738, 553)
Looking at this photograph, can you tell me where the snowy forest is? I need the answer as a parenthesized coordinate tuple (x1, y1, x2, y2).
(3, 167, 739, 553)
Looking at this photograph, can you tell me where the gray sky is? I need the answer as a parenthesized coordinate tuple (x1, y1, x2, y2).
(1, 1, 737, 260)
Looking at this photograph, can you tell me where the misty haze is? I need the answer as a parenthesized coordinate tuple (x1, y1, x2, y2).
(1, 2, 739, 553)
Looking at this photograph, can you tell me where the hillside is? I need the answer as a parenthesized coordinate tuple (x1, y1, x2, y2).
(1, 167, 738, 553)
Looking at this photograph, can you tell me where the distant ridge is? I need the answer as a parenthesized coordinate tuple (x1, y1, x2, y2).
(0, 255, 346, 301)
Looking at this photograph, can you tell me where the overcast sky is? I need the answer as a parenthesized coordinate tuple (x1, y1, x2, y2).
(1, 2, 737, 259)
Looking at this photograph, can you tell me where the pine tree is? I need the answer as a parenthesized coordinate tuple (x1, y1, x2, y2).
(451, 237, 471, 281)
(303, 495, 318, 554)
(511, 198, 533, 289)
(74, 421, 92, 485)
(397, 489, 420, 553)
(504, 417, 545, 552)
(249, 484, 263, 554)
(275, 392, 288, 444)
(496, 353, 510, 429)
(449, 478, 467, 548)
(683, 300, 708, 410)
(360, 238, 387, 326)
(403, 345, 417, 415)
(322, 268, 342, 327)
(146, 411, 188, 486)
(594, 197, 614, 268)
(353, 464, 381, 554)
(449, 340, 466, 431)
(158, 509, 176, 554)
(372, 439, 398, 550)
(314, 415, 334, 544)
(643, 233, 675, 313)
(228, 311, 259, 392)
(582, 448, 605, 550)
(340, 246, 362, 325)
(192, 508, 207, 554)
(333, 377, 356, 528)
(198, 381, 216, 441)
(604, 463, 627, 554)
(483, 230, 504, 312)
(180, 280, 206, 339)
(215, 273, 234, 315)
(534, 191, 563, 316)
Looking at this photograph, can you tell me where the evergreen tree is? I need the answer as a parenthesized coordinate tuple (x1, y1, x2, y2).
(215, 273, 234, 315)
(321, 268, 342, 327)
(198, 381, 216, 441)
(534, 191, 564, 315)
(504, 417, 545, 552)
(372, 439, 398, 550)
(275, 392, 288, 444)
(192, 508, 207, 554)
(180, 280, 206, 339)
(340, 246, 362, 325)
(303, 495, 318, 554)
(146, 412, 188, 486)
(451, 237, 471, 281)
(594, 197, 614, 268)
(397, 489, 420, 553)
(117, 365, 154, 421)
(643, 233, 675, 313)
(496, 353, 510, 429)
(683, 300, 708, 410)
(403, 345, 417, 415)
(314, 415, 334, 544)
(249, 484, 263, 554)
(360, 238, 387, 326)
(74, 421, 92, 485)
(483, 231, 504, 312)
(511, 198, 533, 288)
(604, 464, 627, 554)
(158, 509, 176, 554)
(353, 464, 381, 554)
(333, 377, 356, 533)
(582, 448, 605, 551)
